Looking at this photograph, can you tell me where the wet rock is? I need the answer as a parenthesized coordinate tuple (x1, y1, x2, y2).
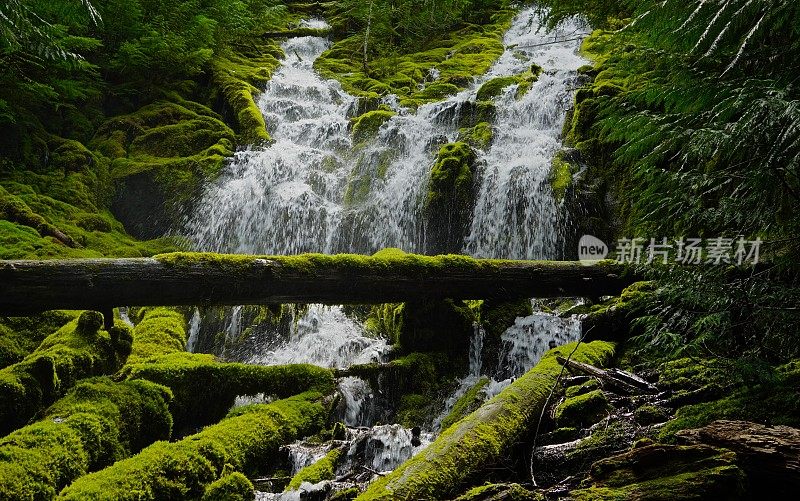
(554, 389, 610, 428)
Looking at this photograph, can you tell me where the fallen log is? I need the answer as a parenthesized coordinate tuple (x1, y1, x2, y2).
(556, 357, 658, 395)
(355, 341, 616, 500)
(676, 419, 800, 492)
(0, 252, 634, 315)
(59, 392, 330, 499)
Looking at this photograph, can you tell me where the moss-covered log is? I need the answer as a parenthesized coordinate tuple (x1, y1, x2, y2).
(0, 251, 635, 314)
(0, 311, 132, 436)
(121, 352, 335, 433)
(356, 341, 616, 500)
(0, 377, 172, 499)
(58, 392, 330, 500)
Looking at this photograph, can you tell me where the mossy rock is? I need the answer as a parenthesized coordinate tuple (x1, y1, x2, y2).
(350, 110, 396, 144)
(459, 122, 494, 150)
(0, 377, 172, 499)
(455, 483, 541, 500)
(564, 378, 600, 398)
(549, 150, 579, 203)
(0, 312, 133, 436)
(423, 142, 477, 254)
(554, 389, 610, 428)
(571, 444, 746, 500)
(476, 76, 520, 101)
(635, 405, 671, 425)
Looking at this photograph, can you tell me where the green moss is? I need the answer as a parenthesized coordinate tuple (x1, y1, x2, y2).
(350, 110, 396, 144)
(658, 359, 800, 441)
(455, 483, 541, 501)
(0, 311, 80, 369)
(554, 389, 610, 428)
(440, 376, 490, 430)
(564, 378, 600, 398)
(286, 447, 344, 491)
(0, 377, 172, 499)
(315, 12, 513, 109)
(356, 341, 616, 500)
(121, 352, 334, 433)
(571, 444, 746, 500)
(549, 150, 577, 203)
(476, 76, 520, 102)
(59, 393, 328, 500)
(458, 122, 494, 150)
(127, 307, 189, 364)
(330, 487, 361, 501)
(424, 142, 476, 254)
(202, 472, 254, 501)
(0, 312, 133, 436)
(396, 394, 433, 428)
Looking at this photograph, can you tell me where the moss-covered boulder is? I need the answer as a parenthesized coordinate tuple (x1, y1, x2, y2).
(570, 444, 746, 500)
(423, 142, 477, 254)
(0, 377, 172, 499)
(202, 472, 255, 501)
(59, 392, 330, 500)
(90, 100, 235, 239)
(554, 389, 611, 428)
(459, 122, 494, 150)
(0, 312, 133, 436)
(0, 311, 80, 369)
(350, 110, 395, 144)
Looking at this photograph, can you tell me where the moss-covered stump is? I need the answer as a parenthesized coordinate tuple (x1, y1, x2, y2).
(58, 392, 329, 500)
(0, 311, 132, 436)
(0, 311, 80, 369)
(570, 444, 746, 500)
(90, 100, 236, 239)
(423, 142, 477, 254)
(285, 446, 345, 491)
(455, 483, 541, 501)
(0, 377, 172, 499)
(356, 341, 616, 500)
(121, 353, 335, 434)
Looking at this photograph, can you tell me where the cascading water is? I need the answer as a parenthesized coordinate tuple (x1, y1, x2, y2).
(180, 8, 590, 492)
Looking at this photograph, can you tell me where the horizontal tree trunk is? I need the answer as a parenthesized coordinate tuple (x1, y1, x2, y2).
(355, 341, 617, 500)
(0, 252, 634, 315)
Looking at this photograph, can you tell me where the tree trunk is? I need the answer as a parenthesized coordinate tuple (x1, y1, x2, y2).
(0, 252, 635, 315)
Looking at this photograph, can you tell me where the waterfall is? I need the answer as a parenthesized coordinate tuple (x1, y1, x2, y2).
(186, 307, 201, 353)
(181, 9, 590, 476)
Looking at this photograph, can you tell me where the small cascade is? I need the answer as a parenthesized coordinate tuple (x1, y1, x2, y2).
(186, 307, 201, 353)
(337, 376, 375, 427)
(432, 324, 486, 430)
(247, 305, 389, 369)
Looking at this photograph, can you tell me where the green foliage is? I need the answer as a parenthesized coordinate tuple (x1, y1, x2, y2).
(59, 392, 328, 500)
(0, 377, 172, 499)
(0, 312, 132, 436)
(550, 0, 800, 364)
